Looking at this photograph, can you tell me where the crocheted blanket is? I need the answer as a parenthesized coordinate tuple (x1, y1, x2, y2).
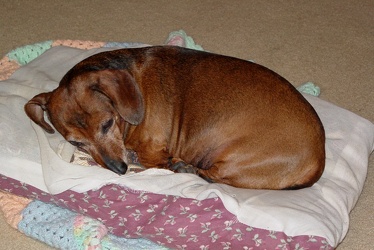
(1, 30, 373, 250)
(0, 190, 165, 250)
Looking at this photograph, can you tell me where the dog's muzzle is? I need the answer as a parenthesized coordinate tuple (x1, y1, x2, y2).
(103, 157, 128, 175)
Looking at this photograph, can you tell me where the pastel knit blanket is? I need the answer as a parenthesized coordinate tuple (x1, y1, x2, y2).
(0, 191, 166, 250)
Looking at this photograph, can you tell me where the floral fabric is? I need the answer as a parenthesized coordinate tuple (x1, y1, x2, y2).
(0, 174, 332, 250)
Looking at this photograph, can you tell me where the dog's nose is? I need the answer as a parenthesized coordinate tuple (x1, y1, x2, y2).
(103, 157, 128, 175)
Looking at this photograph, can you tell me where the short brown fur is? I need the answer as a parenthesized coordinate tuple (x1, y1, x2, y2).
(24, 46, 325, 189)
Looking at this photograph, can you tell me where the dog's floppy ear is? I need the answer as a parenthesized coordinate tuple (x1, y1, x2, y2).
(96, 69, 144, 125)
(24, 92, 55, 133)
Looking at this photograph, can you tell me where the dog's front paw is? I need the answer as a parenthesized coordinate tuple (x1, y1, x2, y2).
(168, 159, 197, 174)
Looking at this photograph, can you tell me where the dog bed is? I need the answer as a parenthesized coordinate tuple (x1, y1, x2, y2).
(0, 31, 373, 250)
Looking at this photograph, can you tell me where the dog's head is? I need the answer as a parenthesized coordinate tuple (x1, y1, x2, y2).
(24, 66, 144, 175)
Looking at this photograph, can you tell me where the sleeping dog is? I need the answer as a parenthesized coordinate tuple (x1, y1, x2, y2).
(24, 46, 325, 189)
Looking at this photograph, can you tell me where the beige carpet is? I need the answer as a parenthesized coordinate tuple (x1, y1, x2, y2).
(1, 1, 373, 249)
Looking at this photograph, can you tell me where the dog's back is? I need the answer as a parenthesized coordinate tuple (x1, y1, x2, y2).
(125, 46, 325, 189)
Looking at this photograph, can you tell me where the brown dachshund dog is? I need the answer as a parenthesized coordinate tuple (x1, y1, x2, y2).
(25, 46, 325, 190)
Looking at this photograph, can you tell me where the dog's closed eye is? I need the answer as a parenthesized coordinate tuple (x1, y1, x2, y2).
(68, 140, 85, 148)
(102, 118, 114, 134)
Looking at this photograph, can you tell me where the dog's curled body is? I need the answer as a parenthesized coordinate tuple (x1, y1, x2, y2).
(25, 46, 325, 190)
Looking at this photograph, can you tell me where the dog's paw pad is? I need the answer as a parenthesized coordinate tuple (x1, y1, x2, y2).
(170, 161, 197, 174)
